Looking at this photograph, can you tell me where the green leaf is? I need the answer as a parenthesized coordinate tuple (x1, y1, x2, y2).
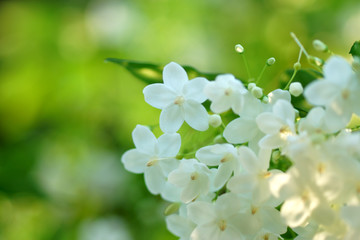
(105, 58, 223, 84)
(349, 41, 360, 58)
(281, 69, 323, 117)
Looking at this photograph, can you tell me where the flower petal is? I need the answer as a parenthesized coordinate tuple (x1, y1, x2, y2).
(160, 104, 184, 133)
(324, 56, 353, 84)
(258, 134, 284, 149)
(163, 62, 188, 92)
(273, 99, 295, 123)
(158, 133, 181, 157)
(237, 146, 259, 171)
(132, 125, 157, 154)
(143, 83, 177, 109)
(214, 163, 233, 189)
(121, 149, 149, 173)
(183, 77, 209, 103)
(256, 113, 283, 135)
(187, 201, 217, 225)
(224, 117, 258, 144)
(144, 164, 166, 194)
(304, 80, 338, 106)
(183, 100, 209, 131)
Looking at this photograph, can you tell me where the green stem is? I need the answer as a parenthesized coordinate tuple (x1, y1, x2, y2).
(284, 69, 298, 90)
(256, 63, 267, 85)
(242, 54, 251, 80)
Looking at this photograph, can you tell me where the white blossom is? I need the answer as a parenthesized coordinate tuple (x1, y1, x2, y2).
(143, 62, 209, 133)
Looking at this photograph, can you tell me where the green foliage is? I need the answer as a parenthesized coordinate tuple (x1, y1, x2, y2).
(105, 58, 222, 84)
(349, 41, 360, 58)
(281, 227, 298, 240)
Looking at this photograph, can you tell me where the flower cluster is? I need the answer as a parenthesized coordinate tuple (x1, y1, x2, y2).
(121, 46, 360, 239)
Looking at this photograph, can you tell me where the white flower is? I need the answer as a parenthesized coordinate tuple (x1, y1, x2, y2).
(168, 159, 212, 203)
(204, 74, 246, 114)
(195, 144, 240, 189)
(256, 99, 296, 149)
(121, 125, 181, 197)
(304, 56, 360, 132)
(223, 92, 265, 152)
(166, 204, 196, 240)
(143, 62, 209, 133)
(227, 146, 279, 203)
(187, 193, 246, 240)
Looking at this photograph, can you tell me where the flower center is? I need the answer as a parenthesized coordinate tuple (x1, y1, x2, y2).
(146, 158, 158, 167)
(262, 234, 270, 240)
(218, 219, 227, 231)
(224, 87, 233, 96)
(279, 125, 292, 139)
(220, 153, 233, 163)
(190, 172, 199, 180)
(251, 206, 258, 215)
(341, 89, 350, 100)
(174, 96, 185, 105)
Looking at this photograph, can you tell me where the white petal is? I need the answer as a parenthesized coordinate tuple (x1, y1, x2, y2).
(210, 95, 232, 113)
(258, 134, 284, 149)
(187, 201, 217, 225)
(215, 192, 243, 216)
(281, 197, 310, 227)
(166, 214, 195, 239)
(214, 163, 233, 189)
(160, 104, 184, 133)
(163, 62, 188, 92)
(159, 158, 180, 176)
(324, 56, 353, 84)
(158, 133, 181, 157)
(256, 113, 283, 135)
(238, 146, 260, 171)
(219, 225, 242, 240)
(121, 149, 149, 173)
(227, 174, 254, 195)
(196, 144, 231, 166)
(168, 169, 189, 188)
(273, 99, 295, 123)
(267, 89, 291, 104)
(259, 206, 287, 234)
(161, 181, 181, 202)
(182, 180, 201, 203)
(143, 83, 177, 109)
(234, 213, 262, 236)
(304, 80, 338, 106)
(132, 125, 157, 154)
(324, 107, 351, 133)
(144, 164, 166, 194)
(191, 223, 221, 240)
(183, 100, 209, 131)
(183, 77, 209, 103)
(223, 117, 258, 144)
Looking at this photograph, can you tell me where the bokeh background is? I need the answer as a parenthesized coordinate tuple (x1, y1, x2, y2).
(0, 0, 359, 239)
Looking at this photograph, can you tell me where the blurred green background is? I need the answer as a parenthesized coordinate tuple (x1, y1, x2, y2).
(0, 0, 359, 239)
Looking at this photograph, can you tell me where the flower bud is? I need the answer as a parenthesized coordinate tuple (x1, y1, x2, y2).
(164, 203, 180, 216)
(293, 62, 301, 71)
(262, 96, 269, 103)
(209, 114, 222, 128)
(248, 82, 256, 91)
(289, 82, 303, 97)
(214, 135, 226, 143)
(312, 39, 328, 52)
(251, 86, 263, 99)
(308, 56, 324, 67)
(235, 44, 244, 54)
(266, 57, 276, 66)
